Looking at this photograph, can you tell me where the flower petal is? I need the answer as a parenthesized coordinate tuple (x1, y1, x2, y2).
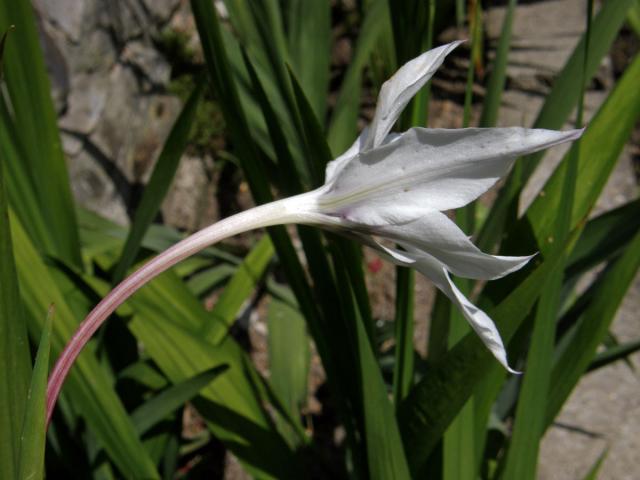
(377, 245, 517, 372)
(364, 41, 463, 151)
(324, 130, 402, 183)
(437, 262, 519, 373)
(377, 211, 534, 280)
(321, 127, 584, 225)
(324, 128, 368, 183)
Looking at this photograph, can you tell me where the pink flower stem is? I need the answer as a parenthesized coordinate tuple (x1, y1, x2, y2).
(46, 198, 306, 426)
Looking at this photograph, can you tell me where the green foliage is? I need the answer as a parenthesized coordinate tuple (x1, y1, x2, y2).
(1, 0, 637, 478)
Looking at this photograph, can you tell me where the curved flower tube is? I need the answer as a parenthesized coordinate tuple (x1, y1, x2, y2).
(46, 41, 583, 424)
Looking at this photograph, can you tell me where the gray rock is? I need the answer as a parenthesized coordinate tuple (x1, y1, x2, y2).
(59, 73, 108, 135)
(67, 149, 129, 226)
(34, 0, 86, 43)
(61, 132, 84, 157)
(121, 41, 171, 86)
(35, 13, 70, 114)
(105, 0, 149, 42)
(161, 155, 216, 231)
(66, 29, 117, 73)
(141, 0, 180, 23)
(89, 64, 142, 178)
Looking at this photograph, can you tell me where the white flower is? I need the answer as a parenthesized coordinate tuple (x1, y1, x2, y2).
(283, 41, 582, 371)
(47, 41, 582, 421)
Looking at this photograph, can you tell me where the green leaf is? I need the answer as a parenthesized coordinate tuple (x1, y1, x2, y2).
(349, 283, 411, 480)
(479, 0, 516, 128)
(393, 267, 415, 408)
(442, 183, 477, 480)
(112, 76, 206, 283)
(502, 26, 586, 471)
(327, 0, 387, 154)
(131, 365, 229, 435)
(0, 132, 31, 479)
(285, 0, 331, 121)
(587, 337, 640, 372)
(186, 263, 236, 297)
(118, 360, 168, 390)
(203, 235, 274, 343)
(268, 298, 309, 421)
(526, 53, 640, 249)
(629, 1, 640, 37)
(530, 0, 634, 145)
(565, 199, 640, 280)
(17, 307, 53, 480)
(477, 0, 634, 251)
(399, 227, 580, 476)
(288, 66, 375, 342)
(128, 310, 302, 479)
(582, 448, 608, 480)
(287, 65, 331, 186)
(11, 214, 159, 478)
(0, 0, 81, 267)
(0, 25, 13, 79)
(546, 230, 640, 426)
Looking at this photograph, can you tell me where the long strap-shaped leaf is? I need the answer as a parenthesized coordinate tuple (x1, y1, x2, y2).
(16, 308, 52, 480)
(0, 147, 31, 479)
(546, 229, 640, 426)
(0, 0, 81, 267)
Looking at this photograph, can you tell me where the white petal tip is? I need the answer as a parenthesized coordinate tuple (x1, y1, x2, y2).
(568, 127, 587, 140)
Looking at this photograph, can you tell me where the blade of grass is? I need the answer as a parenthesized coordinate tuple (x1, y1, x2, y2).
(112, 75, 206, 283)
(131, 365, 229, 435)
(195, 3, 386, 472)
(0, 0, 81, 267)
(118, 360, 168, 390)
(17, 306, 53, 480)
(0, 135, 31, 479)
